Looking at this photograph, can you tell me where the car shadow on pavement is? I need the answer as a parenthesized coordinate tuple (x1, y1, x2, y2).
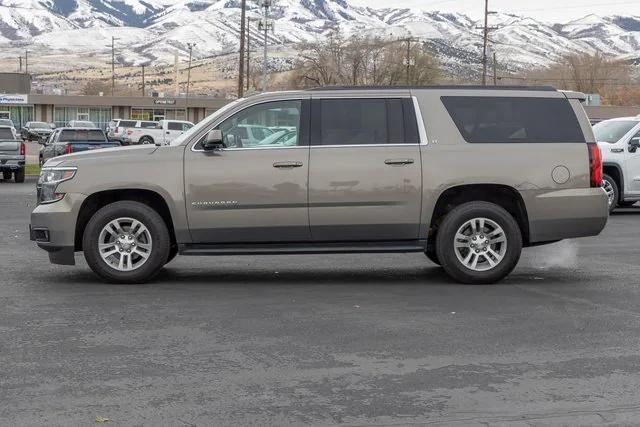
(43, 265, 466, 287)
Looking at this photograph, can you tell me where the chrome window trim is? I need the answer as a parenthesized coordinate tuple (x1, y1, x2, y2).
(190, 98, 306, 153)
(310, 144, 418, 149)
(412, 96, 429, 146)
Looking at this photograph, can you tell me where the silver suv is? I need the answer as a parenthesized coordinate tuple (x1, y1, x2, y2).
(30, 86, 608, 284)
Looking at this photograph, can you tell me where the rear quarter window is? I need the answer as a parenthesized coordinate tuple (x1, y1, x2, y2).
(441, 96, 585, 143)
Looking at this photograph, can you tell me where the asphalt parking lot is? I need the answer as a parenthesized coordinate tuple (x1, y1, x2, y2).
(3, 180, 640, 426)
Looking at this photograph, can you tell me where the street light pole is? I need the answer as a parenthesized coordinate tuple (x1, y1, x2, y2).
(246, 17, 251, 92)
(111, 37, 116, 95)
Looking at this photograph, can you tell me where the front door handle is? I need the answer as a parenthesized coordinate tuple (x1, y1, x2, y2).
(273, 161, 303, 169)
(384, 158, 414, 165)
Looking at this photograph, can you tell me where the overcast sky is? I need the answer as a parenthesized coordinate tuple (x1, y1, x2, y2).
(350, 0, 640, 22)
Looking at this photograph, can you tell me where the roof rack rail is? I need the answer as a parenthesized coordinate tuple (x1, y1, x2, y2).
(308, 85, 557, 91)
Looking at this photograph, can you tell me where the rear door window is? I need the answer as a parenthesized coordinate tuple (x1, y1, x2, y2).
(119, 120, 136, 128)
(139, 121, 157, 128)
(441, 96, 586, 143)
(167, 122, 183, 131)
(311, 98, 419, 146)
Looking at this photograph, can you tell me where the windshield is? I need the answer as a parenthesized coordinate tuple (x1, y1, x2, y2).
(593, 120, 639, 143)
(0, 119, 13, 127)
(169, 98, 244, 146)
(30, 122, 49, 129)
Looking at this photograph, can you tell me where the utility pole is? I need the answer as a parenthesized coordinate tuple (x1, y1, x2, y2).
(110, 37, 119, 96)
(141, 65, 146, 96)
(238, 0, 247, 98)
(18, 56, 22, 73)
(406, 38, 411, 85)
(477, 0, 498, 86)
(25, 50, 28, 74)
(493, 51, 497, 86)
(259, 0, 272, 92)
(186, 43, 196, 109)
(246, 17, 251, 92)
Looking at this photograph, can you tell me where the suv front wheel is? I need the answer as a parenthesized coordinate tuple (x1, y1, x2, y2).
(83, 201, 170, 283)
(435, 202, 522, 284)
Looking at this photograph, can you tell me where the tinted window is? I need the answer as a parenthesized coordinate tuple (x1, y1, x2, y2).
(0, 128, 14, 139)
(139, 121, 157, 128)
(59, 130, 106, 142)
(317, 99, 387, 145)
(592, 120, 639, 143)
(441, 96, 586, 143)
(119, 120, 136, 128)
(167, 122, 183, 131)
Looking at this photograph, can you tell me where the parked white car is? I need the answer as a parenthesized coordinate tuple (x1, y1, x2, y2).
(593, 117, 640, 211)
(124, 119, 193, 145)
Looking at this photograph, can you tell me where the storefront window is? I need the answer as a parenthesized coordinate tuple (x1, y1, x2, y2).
(54, 107, 112, 130)
(0, 106, 34, 129)
(132, 108, 186, 122)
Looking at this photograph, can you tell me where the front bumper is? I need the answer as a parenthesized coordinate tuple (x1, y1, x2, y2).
(30, 192, 87, 265)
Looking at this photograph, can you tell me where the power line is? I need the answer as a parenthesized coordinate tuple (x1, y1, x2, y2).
(476, 0, 498, 86)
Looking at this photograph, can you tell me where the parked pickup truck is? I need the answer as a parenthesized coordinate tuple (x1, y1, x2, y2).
(39, 128, 120, 166)
(124, 119, 193, 145)
(0, 138, 25, 183)
(30, 86, 608, 285)
(593, 117, 640, 212)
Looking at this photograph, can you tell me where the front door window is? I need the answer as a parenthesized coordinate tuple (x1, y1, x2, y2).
(215, 100, 301, 149)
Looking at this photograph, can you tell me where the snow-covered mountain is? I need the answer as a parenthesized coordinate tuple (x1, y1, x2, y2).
(3, 0, 640, 72)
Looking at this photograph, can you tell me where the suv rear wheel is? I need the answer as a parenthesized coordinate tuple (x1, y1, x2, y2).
(139, 136, 154, 145)
(82, 201, 170, 283)
(435, 202, 522, 284)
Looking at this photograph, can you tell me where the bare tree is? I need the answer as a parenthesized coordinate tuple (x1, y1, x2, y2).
(289, 32, 440, 89)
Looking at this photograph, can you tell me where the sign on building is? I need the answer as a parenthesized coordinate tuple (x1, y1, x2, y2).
(154, 99, 176, 105)
(0, 94, 28, 104)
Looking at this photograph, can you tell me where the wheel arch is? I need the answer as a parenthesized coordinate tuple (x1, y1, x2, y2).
(428, 184, 530, 245)
(603, 162, 624, 200)
(74, 189, 177, 251)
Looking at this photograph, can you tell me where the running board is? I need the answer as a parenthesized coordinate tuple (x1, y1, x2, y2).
(180, 240, 427, 256)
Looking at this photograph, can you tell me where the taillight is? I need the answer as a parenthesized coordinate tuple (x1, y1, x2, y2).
(588, 143, 602, 188)
(64, 144, 72, 155)
(19, 142, 25, 156)
(127, 130, 133, 135)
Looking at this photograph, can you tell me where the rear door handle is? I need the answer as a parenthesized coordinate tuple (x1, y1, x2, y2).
(384, 158, 414, 165)
(273, 161, 303, 168)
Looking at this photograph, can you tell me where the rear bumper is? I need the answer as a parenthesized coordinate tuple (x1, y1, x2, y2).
(527, 187, 609, 243)
(30, 192, 87, 266)
(0, 159, 25, 171)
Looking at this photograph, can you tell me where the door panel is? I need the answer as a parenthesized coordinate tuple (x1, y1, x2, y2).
(625, 132, 640, 195)
(308, 145, 421, 241)
(185, 147, 310, 243)
(184, 98, 310, 243)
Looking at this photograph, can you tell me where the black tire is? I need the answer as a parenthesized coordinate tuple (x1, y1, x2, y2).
(425, 243, 441, 266)
(139, 136, 154, 145)
(83, 201, 170, 284)
(2, 171, 11, 180)
(166, 244, 178, 265)
(14, 168, 24, 183)
(436, 201, 523, 284)
(602, 174, 619, 213)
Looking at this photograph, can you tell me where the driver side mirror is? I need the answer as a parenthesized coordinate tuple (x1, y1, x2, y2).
(629, 137, 640, 153)
(202, 129, 225, 151)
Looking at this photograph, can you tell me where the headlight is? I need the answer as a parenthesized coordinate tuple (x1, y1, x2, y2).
(37, 167, 77, 204)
